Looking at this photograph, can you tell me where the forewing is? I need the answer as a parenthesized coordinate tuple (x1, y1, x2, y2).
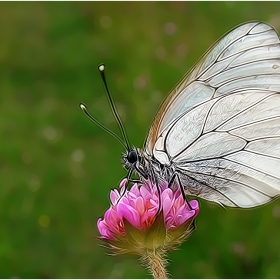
(145, 21, 280, 207)
(145, 22, 280, 154)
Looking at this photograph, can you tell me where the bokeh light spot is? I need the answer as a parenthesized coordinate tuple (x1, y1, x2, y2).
(71, 149, 85, 163)
(43, 126, 57, 141)
(22, 151, 33, 164)
(133, 76, 147, 90)
(164, 22, 177, 35)
(39, 215, 50, 228)
(100, 15, 112, 29)
(176, 43, 188, 57)
(155, 46, 166, 60)
(272, 204, 280, 218)
(28, 175, 41, 192)
(231, 242, 245, 256)
(269, 14, 280, 30)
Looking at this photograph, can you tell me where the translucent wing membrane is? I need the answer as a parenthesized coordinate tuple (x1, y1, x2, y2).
(169, 90, 280, 207)
(144, 22, 280, 207)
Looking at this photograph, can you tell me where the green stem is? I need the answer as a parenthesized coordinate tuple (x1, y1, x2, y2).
(142, 249, 168, 279)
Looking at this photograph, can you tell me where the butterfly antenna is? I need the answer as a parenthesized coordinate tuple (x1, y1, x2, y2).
(80, 104, 128, 150)
(98, 64, 130, 150)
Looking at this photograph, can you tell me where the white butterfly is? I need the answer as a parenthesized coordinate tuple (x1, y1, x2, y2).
(81, 21, 280, 208)
(122, 21, 280, 208)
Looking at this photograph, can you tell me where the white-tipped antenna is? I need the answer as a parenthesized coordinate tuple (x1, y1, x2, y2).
(80, 64, 130, 150)
(80, 103, 128, 149)
(99, 64, 105, 72)
(98, 64, 130, 149)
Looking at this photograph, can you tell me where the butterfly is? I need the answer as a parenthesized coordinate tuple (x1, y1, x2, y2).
(81, 21, 280, 208)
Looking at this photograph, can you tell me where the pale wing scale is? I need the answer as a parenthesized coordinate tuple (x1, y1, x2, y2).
(230, 44, 280, 68)
(230, 118, 280, 140)
(178, 158, 280, 207)
(180, 159, 280, 196)
(225, 151, 280, 180)
(173, 132, 246, 162)
(176, 168, 273, 208)
(144, 22, 280, 207)
(164, 99, 215, 158)
(153, 134, 170, 165)
(200, 44, 280, 81)
(217, 75, 280, 95)
(159, 82, 215, 133)
(219, 93, 280, 131)
(218, 28, 277, 61)
(191, 22, 258, 79)
(249, 22, 273, 34)
(245, 138, 280, 158)
(208, 60, 280, 88)
(199, 52, 241, 81)
(186, 172, 272, 208)
(203, 90, 269, 133)
(182, 170, 275, 208)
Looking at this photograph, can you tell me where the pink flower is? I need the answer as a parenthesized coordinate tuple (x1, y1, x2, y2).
(97, 179, 199, 255)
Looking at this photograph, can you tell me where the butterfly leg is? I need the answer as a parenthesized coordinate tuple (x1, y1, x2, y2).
(116, 169, 134, 203)
(128, 179, 142, 184)
(168, 173, 193, 210)
(169, 173, 196, 229)
(155, 181, 162, 216)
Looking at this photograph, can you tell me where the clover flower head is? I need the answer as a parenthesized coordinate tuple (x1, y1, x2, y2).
(97, 179, 199, 255)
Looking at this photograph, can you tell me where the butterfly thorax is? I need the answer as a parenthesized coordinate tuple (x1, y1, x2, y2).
(122, 147, 174, 186)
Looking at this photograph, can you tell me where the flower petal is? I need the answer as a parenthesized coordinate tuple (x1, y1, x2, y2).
(118, 201, 141, 229)
(119, 178, 128, 190)
(110, 189, 121, 205)
(97, 218, 114, 239)
(135, 196, 145, 216)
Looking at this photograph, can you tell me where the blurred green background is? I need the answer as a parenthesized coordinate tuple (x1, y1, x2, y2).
(1, 1, 280, 278)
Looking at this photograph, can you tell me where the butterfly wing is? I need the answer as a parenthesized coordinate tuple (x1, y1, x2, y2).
(145, 21, 280, 207)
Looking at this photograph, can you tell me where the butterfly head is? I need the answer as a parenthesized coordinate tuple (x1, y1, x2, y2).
(122, 148, 152, 181)
(122, 148, 139, 170)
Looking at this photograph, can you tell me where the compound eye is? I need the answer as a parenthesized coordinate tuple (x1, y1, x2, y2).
(127, 150, 138, 164)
